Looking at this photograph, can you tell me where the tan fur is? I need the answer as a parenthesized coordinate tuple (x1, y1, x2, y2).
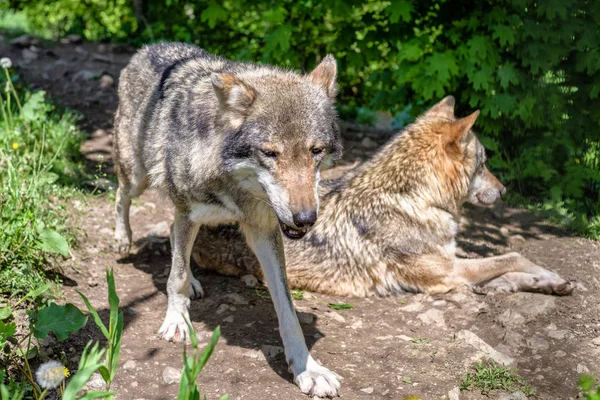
(191, 96, 575, 298)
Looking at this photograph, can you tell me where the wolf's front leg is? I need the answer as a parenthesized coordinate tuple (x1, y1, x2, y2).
(243, 226, 340, 398)
(158, 209, 202, 342)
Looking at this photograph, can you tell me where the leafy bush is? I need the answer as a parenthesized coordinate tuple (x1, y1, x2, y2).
(0, 60, 87, 297)
(4, 0, 600, 237)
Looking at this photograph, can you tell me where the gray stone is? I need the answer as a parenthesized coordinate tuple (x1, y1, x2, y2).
(591, 336, 600, 346)
(67, 34, 83, 43)
(162, 366, 182, 385)
(448, 387, 461, 400)
(498, 309, 526, 328)
(503, 331, 525, 348)
(324, 311, 346, 323)
(525, 335, 549, 351)
(10, 34, 39, 47)
(359, 387, 374, 394)
(296, 311, 314, 325)
(577, 364, 590, 374)
(261, 345, 284, 359)
(241, 274, 258, 288)
(457, 330, 514, 365)
(222, 315, 234, 323)
(223, 293, 249, 305)
(505, 293, 556, 319)
(242, 349, 265, 361)
(86, 372, 105, 389)
(417, 308, 446, 328)
(149, 221, 170, 237)
(123, 360, 137, 370)
(216, 304, 230, 314)
(99, 74, 115, 88)
(360, 137, 378, 149)
(499, 391, 527, 400)
(548, 330, 568, 340)
(401, 302, 424, 312)
(21, 48, 38, 62)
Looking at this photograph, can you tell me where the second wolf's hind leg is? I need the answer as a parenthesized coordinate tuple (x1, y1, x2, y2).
(454, 252, 574, 296)
(114, 173, 147, 254)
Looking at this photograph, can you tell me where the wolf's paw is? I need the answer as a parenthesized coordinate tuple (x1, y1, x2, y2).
(188, 277, 204, 299)
(550, 280, 575, 296)
(295, 365, 341, 398)
(113, 237, 131, 254)
(158, 310, 191, 342)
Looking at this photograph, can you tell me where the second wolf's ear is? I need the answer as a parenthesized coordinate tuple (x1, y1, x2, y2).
(211, 73, 256, 115)
(444, 110, 480, 148)
(308, 55, 337, 98)
(426, 96, 455, 118)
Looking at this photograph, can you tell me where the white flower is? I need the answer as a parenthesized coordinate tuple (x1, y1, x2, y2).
(0, 57, 12, 69)
(35, 360, 66, 389)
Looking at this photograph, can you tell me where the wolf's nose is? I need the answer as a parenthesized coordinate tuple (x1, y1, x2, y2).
(499, 185, 507, 196)
(293, 210, 317, 228)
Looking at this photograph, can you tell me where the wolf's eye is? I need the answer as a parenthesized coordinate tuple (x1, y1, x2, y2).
(261, 149, 278, 158)
(311, 148, 324, 156)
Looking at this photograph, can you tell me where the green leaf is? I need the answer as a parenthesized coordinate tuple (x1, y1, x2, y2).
(14, 283, 51, 305)
(387, 0, 413, 23)
(38, 228, 70, 257)
(33, 303, 88, 340)
(425, 51, 458, 83)
(62, 342, 106, 400)
(0, 306, 11, 320)
(200, 2, 227, 29)
(77, 291, 109, 339)
(493, 25, 515, 47)
(497, 62, 519, 89)
(97, 365, 110, 382)
(78, 391, 117, 400)
(0, 320, 17, 338)
(264, 24, 293, 55)
(21, 91, 47, 122)
(328, 303, 353, 310)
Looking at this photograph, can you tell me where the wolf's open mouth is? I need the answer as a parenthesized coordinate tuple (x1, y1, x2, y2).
(279, 220, 307, 240)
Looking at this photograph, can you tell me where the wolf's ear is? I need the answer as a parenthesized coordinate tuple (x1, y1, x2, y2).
(445, 110, 480, 147)
(426, 96, 455, 118)
(308, 55, 337, 98)
(211, 73, 256, 115)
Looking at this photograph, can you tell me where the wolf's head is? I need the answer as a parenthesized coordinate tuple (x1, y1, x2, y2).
(411, 96, 506, 209)
(213, 56, 341, 239)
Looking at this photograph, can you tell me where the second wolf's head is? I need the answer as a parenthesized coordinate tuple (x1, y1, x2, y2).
(392, 96, 505, 212)
(213, 56, 341, 239)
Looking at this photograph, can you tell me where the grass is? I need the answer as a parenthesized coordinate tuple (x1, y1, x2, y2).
(328, 303, 353, 310)
(580, 375, 600, 400)
(460, 360, 535, 397)
(0, 59, 86, 299)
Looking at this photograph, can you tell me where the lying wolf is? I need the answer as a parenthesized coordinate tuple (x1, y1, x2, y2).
(113, 42, 342, 397)
(191, 96, 575, 297)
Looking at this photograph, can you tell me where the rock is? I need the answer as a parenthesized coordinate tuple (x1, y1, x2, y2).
(457, 330, 514, 365)
(448, 387, 461, 400)
(223, 315, 234, 323)
(242, 349, 266, 360)
(216, 304, 230, 314)
(349, 319, 363, 329)
(525, 335, 549, 351)
(397, 335, 413, 342)
(87, 277, 98, 287)
(505, 293, 556, 320)
(503, 331, 525, 348)
(73, 69, 103, 81)
(324, 311, 346, 323)
(417, 308, 446, 328)
(131, 381, 138, 388)
(591, 336, 600, 346)
(261, 345, 284, 359)
(149, 221, 170, 237)
(21, 48, 38, 62)
(499, 391, 527, 400)
(123, 360, 137, 370)
(577, 364, 590, 374)
(67, 34, 83, 43)
(223, 293, 249, 305)
(555, 350, 566, 357)
(548, 330, 568, 340)
(241, 274, 258, 288)
(360, 137, 378, 149)
(85, 373, 105, 389)
(296, 311, 314, 325)
(401, 302, 424, 312)
(162, 366, 182, 385)
(498, 309, 526, 328)
(359, 387, 374, 394)
(99, 74, 115, 88)
(10, 34, 39, 47)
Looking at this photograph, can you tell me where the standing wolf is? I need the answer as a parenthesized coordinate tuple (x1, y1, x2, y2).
(113, 42, 342, 397)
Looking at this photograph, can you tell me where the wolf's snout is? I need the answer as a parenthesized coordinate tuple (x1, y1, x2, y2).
(293, 210, 317, 228)
(499, 185, 507, 196)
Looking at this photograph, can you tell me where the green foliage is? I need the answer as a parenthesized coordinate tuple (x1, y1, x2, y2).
(62, 342, 114, 400)
(328, 303, 353, 310)
(178, 323, 228, 400)
(4, 0, 599, 236)
(32, 302, 88, 340)
(0, 62, 86, 297)
(461, 359, 535, 397)
(580, 375, 600, 400)
(78, 269, 123, 395)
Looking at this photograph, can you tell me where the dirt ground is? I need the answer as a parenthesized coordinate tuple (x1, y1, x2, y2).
(2, 37, 600, 400)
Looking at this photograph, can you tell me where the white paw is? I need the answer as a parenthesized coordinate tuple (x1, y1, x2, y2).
(295, 364, 341, 398)
(188, 276, 204, 299)
(113, 236, 131, 254)
(157, 310, 191, 342)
